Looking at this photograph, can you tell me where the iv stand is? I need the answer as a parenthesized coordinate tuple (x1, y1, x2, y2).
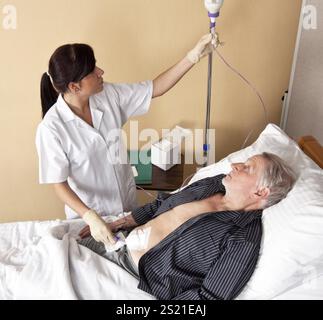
(203, 13, 218, 167)
(203, 49, 213, 167)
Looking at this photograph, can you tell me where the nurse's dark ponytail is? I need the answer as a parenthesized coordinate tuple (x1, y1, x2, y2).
(40, 44, 96, 118)
(40, 73, 59, 118)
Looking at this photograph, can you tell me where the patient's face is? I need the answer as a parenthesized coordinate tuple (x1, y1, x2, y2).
(222, 155, 267, 200)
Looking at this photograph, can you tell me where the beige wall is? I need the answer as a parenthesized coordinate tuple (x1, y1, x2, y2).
(286, 0, 323, 144)
(0, 0, 302, 223)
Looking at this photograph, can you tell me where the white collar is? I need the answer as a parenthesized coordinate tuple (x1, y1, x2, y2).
(56, 94, 103, 130)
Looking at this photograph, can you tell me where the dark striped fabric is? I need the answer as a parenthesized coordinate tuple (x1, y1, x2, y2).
(132, 174, 263, 300)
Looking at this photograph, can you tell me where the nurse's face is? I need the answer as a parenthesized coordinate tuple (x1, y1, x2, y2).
(79, 66, 105, 96)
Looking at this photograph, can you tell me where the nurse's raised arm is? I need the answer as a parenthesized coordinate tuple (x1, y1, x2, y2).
(152, 33, 218, 98)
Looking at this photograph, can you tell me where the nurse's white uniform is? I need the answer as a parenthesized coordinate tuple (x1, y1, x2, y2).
(36, 81, 153, 219)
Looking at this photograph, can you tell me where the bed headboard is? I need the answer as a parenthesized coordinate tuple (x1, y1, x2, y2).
(299, 136, 323, 169)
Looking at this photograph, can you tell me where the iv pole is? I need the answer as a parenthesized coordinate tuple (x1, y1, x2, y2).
(203, 11, 219, 167)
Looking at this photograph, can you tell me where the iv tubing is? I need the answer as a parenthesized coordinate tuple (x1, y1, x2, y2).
(214, 47, 269, 148)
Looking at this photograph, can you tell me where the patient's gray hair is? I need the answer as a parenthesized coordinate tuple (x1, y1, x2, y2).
(258, 152, 297, 209)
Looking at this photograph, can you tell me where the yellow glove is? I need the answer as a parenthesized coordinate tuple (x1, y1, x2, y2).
(186, 33, 219, 64)
(83, 210, 116, 245)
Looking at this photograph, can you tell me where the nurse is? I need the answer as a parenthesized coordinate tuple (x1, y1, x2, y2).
(36, 34, 218, 246)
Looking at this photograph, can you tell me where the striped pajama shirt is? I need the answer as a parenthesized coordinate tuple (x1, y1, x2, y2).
(132, 174, 263, 300)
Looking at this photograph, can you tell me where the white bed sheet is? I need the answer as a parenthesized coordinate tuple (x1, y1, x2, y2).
(0, 218, 155, 300)
(1, 217, 321, 300)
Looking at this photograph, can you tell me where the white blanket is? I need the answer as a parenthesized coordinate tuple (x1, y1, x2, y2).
(1, 218, 321, 300)
(0, 219, 155, 300)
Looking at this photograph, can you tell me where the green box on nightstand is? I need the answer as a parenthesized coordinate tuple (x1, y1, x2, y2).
(128, 149, 152, 185)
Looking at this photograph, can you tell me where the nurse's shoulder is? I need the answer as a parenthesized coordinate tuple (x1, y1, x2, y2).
(36, 99, 66, 139)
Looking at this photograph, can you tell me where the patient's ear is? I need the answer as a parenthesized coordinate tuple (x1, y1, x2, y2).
(254, 187, 270, 200)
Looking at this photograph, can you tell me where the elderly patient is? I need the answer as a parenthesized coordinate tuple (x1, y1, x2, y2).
(78, 152, 296, 300)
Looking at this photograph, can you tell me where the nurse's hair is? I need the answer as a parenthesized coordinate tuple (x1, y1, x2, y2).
(40, 43, 96, 118)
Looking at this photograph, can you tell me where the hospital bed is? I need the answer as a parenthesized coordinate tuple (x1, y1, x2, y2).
(1, 124, 322, 300)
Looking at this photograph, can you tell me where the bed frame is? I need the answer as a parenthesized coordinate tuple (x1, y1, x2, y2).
(299, 136, 323, 169)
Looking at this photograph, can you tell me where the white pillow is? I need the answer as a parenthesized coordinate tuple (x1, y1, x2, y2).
(188, 123, 323, 299)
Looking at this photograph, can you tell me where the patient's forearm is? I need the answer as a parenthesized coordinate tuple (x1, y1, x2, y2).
(53, 182, 89, 218)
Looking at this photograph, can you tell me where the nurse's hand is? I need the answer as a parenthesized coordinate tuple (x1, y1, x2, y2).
(186, 33, 219, 64)
(79, 220, 121, 239)
(82, 210, 116, 245)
